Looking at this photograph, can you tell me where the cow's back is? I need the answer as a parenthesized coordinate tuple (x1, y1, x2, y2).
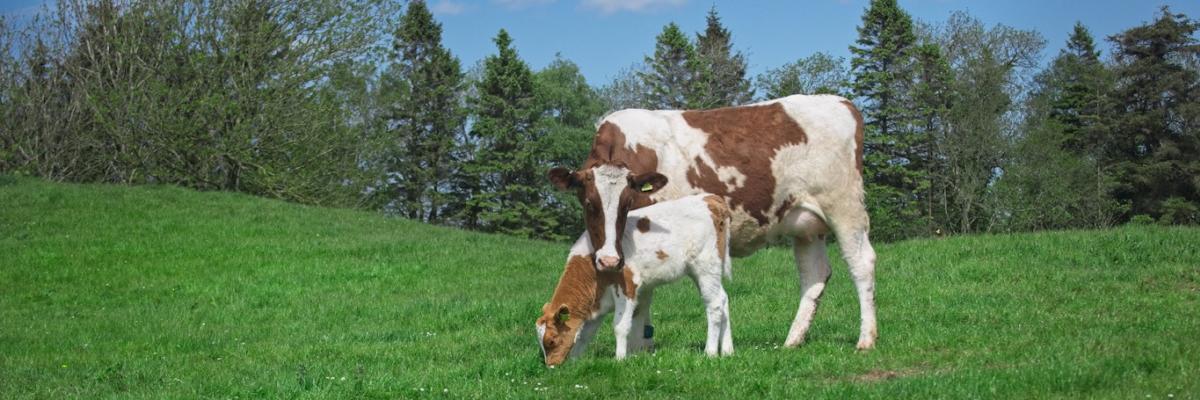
(599, 95, 864, 256)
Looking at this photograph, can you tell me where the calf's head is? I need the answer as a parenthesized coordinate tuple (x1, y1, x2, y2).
(535, 302, 582, 367)
(549, 165, 666, 270)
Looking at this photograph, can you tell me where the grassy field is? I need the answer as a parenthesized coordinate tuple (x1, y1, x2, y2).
(1, 176, 1198, 399)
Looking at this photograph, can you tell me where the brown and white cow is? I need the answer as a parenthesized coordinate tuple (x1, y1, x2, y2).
(548, 94, 877, 350)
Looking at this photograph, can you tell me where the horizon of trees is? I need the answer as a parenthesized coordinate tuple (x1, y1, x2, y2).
(1, 0, 1197, 242)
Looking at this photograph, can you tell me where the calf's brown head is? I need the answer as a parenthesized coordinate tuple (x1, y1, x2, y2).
(548, 165, 666, 270)
(535, 302, 583, 367)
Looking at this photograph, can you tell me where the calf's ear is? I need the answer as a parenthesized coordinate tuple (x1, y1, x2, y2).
(628, 172, 668, 195)
(555, 304, 571, 325)
(548, 167, 580, 191)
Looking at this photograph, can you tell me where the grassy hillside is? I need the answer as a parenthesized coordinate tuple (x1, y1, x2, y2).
(1, 176, 1198, 399)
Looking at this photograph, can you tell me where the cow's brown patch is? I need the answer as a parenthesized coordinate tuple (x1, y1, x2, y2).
(583, 122, 659, 175)
(637, 217, 651, 233)
(841, 100, 864, 174)
(655, 250, 669, 260)
(702, 195, 731, 261)
(682, 103, 807, 225)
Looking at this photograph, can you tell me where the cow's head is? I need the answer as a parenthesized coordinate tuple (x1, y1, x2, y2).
(548, 165, 667, 270)
(535, 303, 582, 366)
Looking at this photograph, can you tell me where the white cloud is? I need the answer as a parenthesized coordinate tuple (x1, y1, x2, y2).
(430, 0, 469, 15)
(493, 0, 556, 9)
(581, 0, 687, 14)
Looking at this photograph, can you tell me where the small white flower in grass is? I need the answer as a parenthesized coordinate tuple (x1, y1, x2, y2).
(443, 388, 448, 393)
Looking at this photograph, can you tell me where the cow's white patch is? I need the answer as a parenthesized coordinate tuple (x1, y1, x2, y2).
(592, 164, 629, 263)
(715, 165, 746, 191)
(536, 323, 547, 360)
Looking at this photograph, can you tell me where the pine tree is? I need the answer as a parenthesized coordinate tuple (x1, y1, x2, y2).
(376, 0, 466, 222)
(999, 22, 1122, 229)
(465, 29, 548, 238)
(1048, 22, 1111, 155)
(692, 7, 752, 108)
(640, 23, 698, 110)
(849, 0, 922, 240)
(1108, 7, 1200, 224)
(850, 0, 916, 140)
(998, 22, 1124, 231)
(910, 43, 952, 231)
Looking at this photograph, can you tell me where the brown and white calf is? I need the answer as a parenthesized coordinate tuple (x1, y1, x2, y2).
(536, 195, 733, 366)
(548, 94, 878, 350)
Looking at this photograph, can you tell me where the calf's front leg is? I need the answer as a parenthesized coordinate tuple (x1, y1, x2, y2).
(629, 289, 655, 354)
(612, 290, 638, 360)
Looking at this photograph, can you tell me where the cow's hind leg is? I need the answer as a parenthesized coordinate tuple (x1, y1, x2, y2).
(785, 236, 832, 348)
(826, 203, 878, 350)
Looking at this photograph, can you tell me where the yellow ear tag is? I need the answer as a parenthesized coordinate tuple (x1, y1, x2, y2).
(640, 182, 654, 192)
(556, 312, 569, 324)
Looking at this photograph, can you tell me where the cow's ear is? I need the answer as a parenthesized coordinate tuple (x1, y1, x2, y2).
(629, 172, 668, 195)
(548, 167, 580, 191)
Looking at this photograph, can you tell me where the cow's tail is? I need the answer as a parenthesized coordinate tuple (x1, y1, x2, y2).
(721, 215, 733, 281)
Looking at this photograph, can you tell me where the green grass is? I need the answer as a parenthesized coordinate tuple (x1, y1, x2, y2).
(1, 176, 1198, 399)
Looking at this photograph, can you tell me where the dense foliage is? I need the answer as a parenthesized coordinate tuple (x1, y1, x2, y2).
(2, 1, 1197, 241)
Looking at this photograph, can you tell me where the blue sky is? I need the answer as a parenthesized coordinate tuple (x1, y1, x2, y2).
(4, 0, 1199, 85)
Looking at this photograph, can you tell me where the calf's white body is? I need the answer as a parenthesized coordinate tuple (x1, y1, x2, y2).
(536, 194, 734, 365)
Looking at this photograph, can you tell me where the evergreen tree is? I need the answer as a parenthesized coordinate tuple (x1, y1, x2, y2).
(376, 0, 467, 222)
(1108, 7, 1200, 224)
(640, 23, 698, 110)
(692, 7, 752, 108)
(850, 0, 916, 140)
(465, 30, 549, 238)
(849, 0, 922, 240)
(1048, 22, 1112, 155)
(997, 22, 1122, 230)
(910, 43, 953, 231)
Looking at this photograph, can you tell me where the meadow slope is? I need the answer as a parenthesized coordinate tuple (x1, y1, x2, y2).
(1, 176, 1198, 399)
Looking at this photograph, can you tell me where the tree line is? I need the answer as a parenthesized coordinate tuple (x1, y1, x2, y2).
(1, 0, 1197, 242)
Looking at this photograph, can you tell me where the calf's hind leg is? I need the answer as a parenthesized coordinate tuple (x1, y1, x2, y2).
(694, 273, 731, 356)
